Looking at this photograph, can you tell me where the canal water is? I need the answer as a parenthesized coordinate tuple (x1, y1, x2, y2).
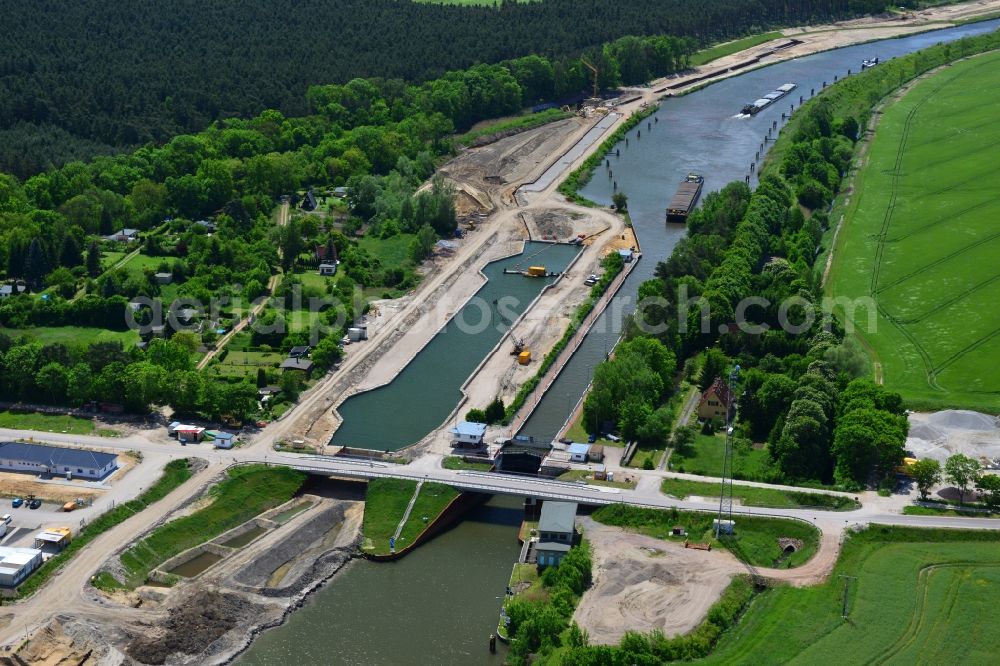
(518, 18, 1000, 442)
(237, 495, 522, 665)
(332, 241, 580, 450)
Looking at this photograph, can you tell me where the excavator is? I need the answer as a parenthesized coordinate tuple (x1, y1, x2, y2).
(580, 57, 599, 99)
(510, 336, 526, 355)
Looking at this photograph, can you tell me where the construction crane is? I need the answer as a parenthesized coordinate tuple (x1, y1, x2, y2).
(580, 57, 599, 98)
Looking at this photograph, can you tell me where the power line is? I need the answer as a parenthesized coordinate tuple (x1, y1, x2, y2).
(715, 364, 741, 539)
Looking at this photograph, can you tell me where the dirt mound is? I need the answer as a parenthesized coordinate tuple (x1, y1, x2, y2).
(11, 618, 102, 666)
(908, 422, 946, 442)
(927, 410, 997, 431)
(127, 589, 263, 665)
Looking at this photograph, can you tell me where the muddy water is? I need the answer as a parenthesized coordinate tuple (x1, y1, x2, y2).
(167, 551, 223, 578)
(331, 241, 581, 450)
(222, 526, 268, 549)
(518, 17, 1000, 443)
(237, 495, 521, 666)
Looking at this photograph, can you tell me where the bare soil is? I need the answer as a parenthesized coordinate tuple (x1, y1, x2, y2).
(574, 517, 744, 644)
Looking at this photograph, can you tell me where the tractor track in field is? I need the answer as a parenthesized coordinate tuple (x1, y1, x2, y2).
(866, 57, 997, 393)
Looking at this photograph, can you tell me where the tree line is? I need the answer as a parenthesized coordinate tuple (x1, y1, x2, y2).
(0, 0, 888, 178)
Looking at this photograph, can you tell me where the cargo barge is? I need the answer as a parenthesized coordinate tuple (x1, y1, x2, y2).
(665, 173, 704, 223)
(739, 82, 796, 116)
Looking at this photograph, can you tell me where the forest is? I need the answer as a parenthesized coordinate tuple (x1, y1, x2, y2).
(0, 0, 888, 177)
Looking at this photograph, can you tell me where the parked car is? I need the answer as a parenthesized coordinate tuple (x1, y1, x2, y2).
(11, 497, 23, 508)
(587, 433, 597, 443)
(584, 274, 598, 286)
(28, 499, 41, 510)
(1, 513, 11, 524)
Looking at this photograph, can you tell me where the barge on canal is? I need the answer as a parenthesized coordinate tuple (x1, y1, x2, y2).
(739, 82, 796, 116)
(665, 173, 704, 223)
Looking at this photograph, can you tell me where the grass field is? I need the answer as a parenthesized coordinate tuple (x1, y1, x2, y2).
(669, 433, 774, 480)
(592, 504, 819, 569)
(0, 410, 100, 435)
(1, 326, 140, 347)
(358, 233, 417, 268)
(115, 465, 305, 588)
(689, 31, 783, 66)
(703, 526, 1000, 664)
(661, 478, 857, 511)
(210, 349, 285, 378)
(826, 51, 1000, 411)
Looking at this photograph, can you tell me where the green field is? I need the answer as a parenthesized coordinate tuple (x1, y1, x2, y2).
(661, 478, 857, 511)
(395, 482, 459, 547)
(1, 326, 140, 347)
(689, 31, 783, 67)
(702, 527, 1000, 664)
(826, 51, 1000, 411)
(669, 433, 774, 480)
(0, 410, 101, 435)
(211, 349, 285, 378)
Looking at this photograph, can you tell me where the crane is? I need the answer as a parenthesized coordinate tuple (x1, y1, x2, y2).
(580, 57, 599, 99)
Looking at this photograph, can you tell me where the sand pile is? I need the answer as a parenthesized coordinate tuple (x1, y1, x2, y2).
(907, 410, 1000, 463)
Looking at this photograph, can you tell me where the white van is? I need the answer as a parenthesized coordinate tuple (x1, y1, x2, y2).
(1, 513, 11, 524)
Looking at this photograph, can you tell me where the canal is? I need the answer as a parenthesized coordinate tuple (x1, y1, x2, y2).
(331, 241, 581, 450)
(518, 17, 1000, 442)
(239, 19, 1000, 664)
(237, 496, 522, 665)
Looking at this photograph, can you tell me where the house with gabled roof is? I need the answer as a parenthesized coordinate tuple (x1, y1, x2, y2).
(697, 377, 733, 421)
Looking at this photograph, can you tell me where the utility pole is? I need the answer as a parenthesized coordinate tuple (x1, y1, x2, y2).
(839, 575, 858, 618)
(715, 364, 741, 539)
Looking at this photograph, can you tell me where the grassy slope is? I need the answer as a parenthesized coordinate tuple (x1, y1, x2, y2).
(442, 455, 493, 471)
(825, 50, 1000, 411)
(661, 478, 857, 511)
(702, 527, 1000, 664)
(396, 482, 460, 547)
(361, 478, 416, 554)
(689, 31, 784, 66)
(116, 465, 305, 587)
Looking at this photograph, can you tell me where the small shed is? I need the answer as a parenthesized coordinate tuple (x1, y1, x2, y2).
(302, 189, 318, 211)
(34, 528, 72, 551)
(319, 262, 338, 276)
(587, 444, 605, 462)
(288, 346, 311, 358)
(208, 431, 237, 449)
(618, 248, 634, 263)
(154, 272, 173, 285)
(567, 443, 590, 463)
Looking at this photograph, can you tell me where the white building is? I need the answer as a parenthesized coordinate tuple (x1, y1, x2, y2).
(449, 421, 487, 447)
(0, 546, 43, 587)
(0, 441, 118, 479)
